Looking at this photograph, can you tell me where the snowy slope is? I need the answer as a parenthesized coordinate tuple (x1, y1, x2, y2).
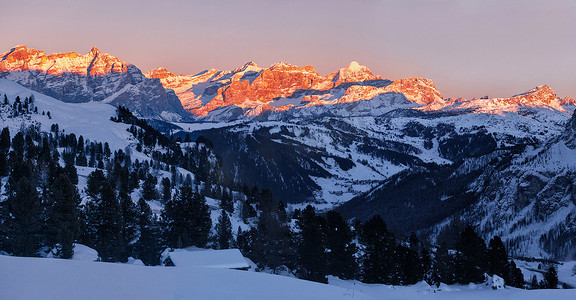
(0, 78, 135, 151)
(1, 255, 575, 300)
(0, 255, 372, 300)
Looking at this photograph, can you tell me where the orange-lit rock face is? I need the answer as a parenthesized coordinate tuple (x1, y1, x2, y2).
(0, 45, 129, 76)
(147, 61, 395, 117)
(507, 85, 557, 105)
(561, 97, 576, 106)
(384, 77, 443, 105)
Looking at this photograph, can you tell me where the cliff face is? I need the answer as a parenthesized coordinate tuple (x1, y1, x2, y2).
(146, 60, 445, 119)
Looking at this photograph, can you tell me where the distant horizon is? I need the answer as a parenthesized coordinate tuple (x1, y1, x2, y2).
(1, 0, 574, 99)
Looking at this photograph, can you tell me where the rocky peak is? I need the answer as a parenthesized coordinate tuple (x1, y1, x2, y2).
(385, 77, 444, 105)
(90, 46, 100, 56)
(561, 97, 576, 106)
(233, 61, 261, 73)
(509, 85, 557, 105)
(327, 61, 382, 87)
(145, 67, 176, 80)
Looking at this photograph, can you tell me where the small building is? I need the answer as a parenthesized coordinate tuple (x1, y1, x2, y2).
(162, 247, 251, 271)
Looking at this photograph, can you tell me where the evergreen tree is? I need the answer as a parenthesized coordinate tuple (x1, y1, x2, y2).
(542, 266, 558, 289)
(297, 205, 327, 283)
(220, 190, 234, 213)
(360, 215, 396, 284)
(135, 198, 162, 266)
(457, 226, 488, 283)
(64, 162, 78, 185)
(488, 236, 508, 277)
(215, 210, 233, 249)
(162, 185, 212, 248)
(0, 127, 10, 152)
(47, 174, 81, 259)
(0, 152, 8, 176)
(11, 132, 25, 159)
(119, 192, 139, 262)
(142, 174, 157, 200)
(95, 182, 123, 262)
(161, 177, 171, 203)
(324, 210, 357, 279)
(85, 169, 107, 199)
(7, 177, 42, 257)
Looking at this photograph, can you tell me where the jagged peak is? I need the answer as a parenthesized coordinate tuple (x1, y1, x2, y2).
(12, 45, 28, 51)
(144, 67, 177, 79)
(513, 85, 555, 97)
(232, 61, 261, 73)
(90, 46, 100, 55)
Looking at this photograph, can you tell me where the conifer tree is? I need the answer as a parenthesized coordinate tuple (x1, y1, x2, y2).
(11, 132, 25, 159)
(47, 174, 81, 259)
(324, 210, 357, 279)
(119, 192, 139, 261)
(135, 198, 161, 266)
(457, 226, 488, 283)
(142, 174, 157, 200)
(162, 185, 212, 248)
(8, 177, 42, 257)
(0, 127, 10, 152)
(543, 266, 558, 289)
(161, 177, 171, 203)
(488, 236, 508, 277)
(95, 181, 123, 262)
(215, 210, 233, 249)
(297, 205, 327, 283)
(360, 215, 396, 284)
(220, 190, 234, 213)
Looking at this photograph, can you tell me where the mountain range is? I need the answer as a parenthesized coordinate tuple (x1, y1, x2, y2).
(1, 45, 575, 259)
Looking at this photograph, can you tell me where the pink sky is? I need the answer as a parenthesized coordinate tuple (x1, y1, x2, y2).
(1, 0, 574, 99)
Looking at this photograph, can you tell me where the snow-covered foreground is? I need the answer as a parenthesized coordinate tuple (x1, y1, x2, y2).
(329, 277, 576, 300)
(1, 255, 575, 300)
(0, 255, 370, 300)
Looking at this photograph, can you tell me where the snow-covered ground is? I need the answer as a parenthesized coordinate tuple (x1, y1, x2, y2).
(1, 255, 575, 300)
(0, 255, 371, 300)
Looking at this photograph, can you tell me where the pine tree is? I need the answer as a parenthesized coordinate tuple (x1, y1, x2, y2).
(0, 127, 10, 152)
(86, 169, 107, 199)
(297, 205, 327, 283)
(457, 226, 488, 283)
(215, 210, 233, 249)
(0, 152, 8, 176)
(220, 190, 234, 213)
(162, 185, 212, 248)
(7, 177, 42, 257)
(11, 132, 25, 159)
(119, 192, 138, 262)
(324, 210, 357, 279)
(135, 198, 162, 266)
(95, 181, 123, 262)
(161, 177, 171, 203)
(142, 174, 157, 200)
(47, 174, 81, 259)
(360, 215, 396, 284)
(542, 266, 558, 289)
(64, 162, 78, 185)
(488, 236, 508, 277)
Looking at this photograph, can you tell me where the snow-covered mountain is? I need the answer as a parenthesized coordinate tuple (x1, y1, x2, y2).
(0, 46, 189, 121)
(145, 61, 448, 121)
(3, 45, 576, 259)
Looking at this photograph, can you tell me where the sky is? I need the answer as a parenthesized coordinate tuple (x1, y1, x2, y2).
(0, 0, 574, 99)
